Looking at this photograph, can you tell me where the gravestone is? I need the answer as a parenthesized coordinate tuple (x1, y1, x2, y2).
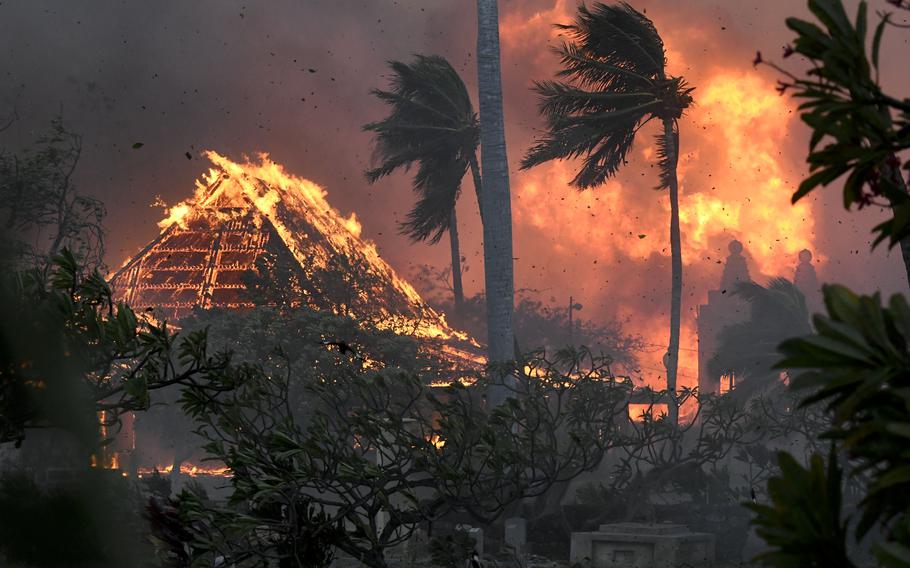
(570, 523, 714, 568)
(504, 517, 527, 556)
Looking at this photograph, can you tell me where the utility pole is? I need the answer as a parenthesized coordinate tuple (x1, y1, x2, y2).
(568, 296, 583, 347)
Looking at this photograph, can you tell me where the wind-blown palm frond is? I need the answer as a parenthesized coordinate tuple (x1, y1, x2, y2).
(556, 2, 665, 80)
(364, 55, 479, 243)
(737, 278, 811, 322)
(521, 2, 693, 190)
(400, 156, 467, 243)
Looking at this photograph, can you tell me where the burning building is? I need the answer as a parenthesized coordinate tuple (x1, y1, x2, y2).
(106, 151, 484, 480)
(696, 240, 752, 396)
(109, 150, 480, 362)
(697, 241, 820, 396)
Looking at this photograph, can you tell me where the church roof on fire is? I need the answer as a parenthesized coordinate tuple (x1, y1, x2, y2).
(109, 151, 481, 370)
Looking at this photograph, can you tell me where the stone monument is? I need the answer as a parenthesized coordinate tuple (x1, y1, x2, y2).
(504, 517, 527, 556)
(696, 240, 753, 395)
(794, 248, 822, 313)
(570, 523, 715, 568)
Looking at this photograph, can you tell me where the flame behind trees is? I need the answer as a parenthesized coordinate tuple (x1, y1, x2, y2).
(165, 348, 630, 568)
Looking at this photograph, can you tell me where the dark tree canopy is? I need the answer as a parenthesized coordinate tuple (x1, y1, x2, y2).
(710, 278, 812, 399)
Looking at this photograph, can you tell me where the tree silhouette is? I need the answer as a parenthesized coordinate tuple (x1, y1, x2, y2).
(364, 54, 482, 311)
(709, 278, 812, 400)
(522, 2, 693, 421)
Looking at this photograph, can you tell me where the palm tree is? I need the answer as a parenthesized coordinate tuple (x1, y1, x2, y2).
(521, 2, 693, 422)
(476, 0, 517, 401)
(364, 55, 483, 311)
(709, 278, 812, 400)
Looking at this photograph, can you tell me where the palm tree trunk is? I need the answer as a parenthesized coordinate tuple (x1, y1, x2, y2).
(663, 118, 682, 426)
(476, 0, 515, 405)
(449, 209, 465, 311)
(468, 153, 484, 224)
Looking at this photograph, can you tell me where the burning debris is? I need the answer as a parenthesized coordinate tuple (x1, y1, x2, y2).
(136, 463, 231, 479)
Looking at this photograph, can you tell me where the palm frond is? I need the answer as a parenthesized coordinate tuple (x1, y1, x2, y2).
(366, 89, 461, 128)
(364, 54, 479, 243)
(523, 2, 690, 190)
(574, 123, 639, 187)
(735, 278, 810, 320)
(552, 42, 654, 91)
(709, 278, 812, 397)
(559, 2, 666, 81)
(399, 156, 468, 243)
(533, 80, 657, 117)
(521, 104, 651, 187)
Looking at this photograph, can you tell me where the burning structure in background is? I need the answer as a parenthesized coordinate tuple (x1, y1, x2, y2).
(110, 151, 477, 351)
(108, 151, 485, 478)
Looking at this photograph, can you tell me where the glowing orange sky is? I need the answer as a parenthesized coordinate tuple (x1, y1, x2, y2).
(489, 1, 819, 385)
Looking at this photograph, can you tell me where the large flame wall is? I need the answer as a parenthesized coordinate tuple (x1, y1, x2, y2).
(499, 1, 817, 388)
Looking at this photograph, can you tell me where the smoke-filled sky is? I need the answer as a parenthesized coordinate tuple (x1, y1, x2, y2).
(3, 0, 909, 385)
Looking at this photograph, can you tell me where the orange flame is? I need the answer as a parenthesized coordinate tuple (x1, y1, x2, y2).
(628, 403, 669, 423)
(509, 72, 815, 391)
(137, 463, 232, 478)
(151, 151, 476, 346)
(496, 3, 819, 395)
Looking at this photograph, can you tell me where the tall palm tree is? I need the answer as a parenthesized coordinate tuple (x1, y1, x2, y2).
(364, 55, 483, 311)
(476, 0, 516, 402)
(521, 2, 693, 422)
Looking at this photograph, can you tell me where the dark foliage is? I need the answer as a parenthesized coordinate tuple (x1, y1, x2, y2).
(761, 0, 910, 247)
(408, 271, 643, 372)
(769, 284, 910, 564)
(0, 117, 105, 269)
(709, 278, 813, 399)
(164, 348, 630, 567)
(746, 448, 855, 567)
(0, 249, 231, 447)
(0, 471, 153, 567)
(429, 532, 475, 568)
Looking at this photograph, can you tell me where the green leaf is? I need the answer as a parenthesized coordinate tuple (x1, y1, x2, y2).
(786, 18, 833, 50)
(792, 165, 849, 203)
(876, 540, 910, 566)
(871, 14, 889, 72)
(124, 375, 148, 399)
(871, 466, 910, 490)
